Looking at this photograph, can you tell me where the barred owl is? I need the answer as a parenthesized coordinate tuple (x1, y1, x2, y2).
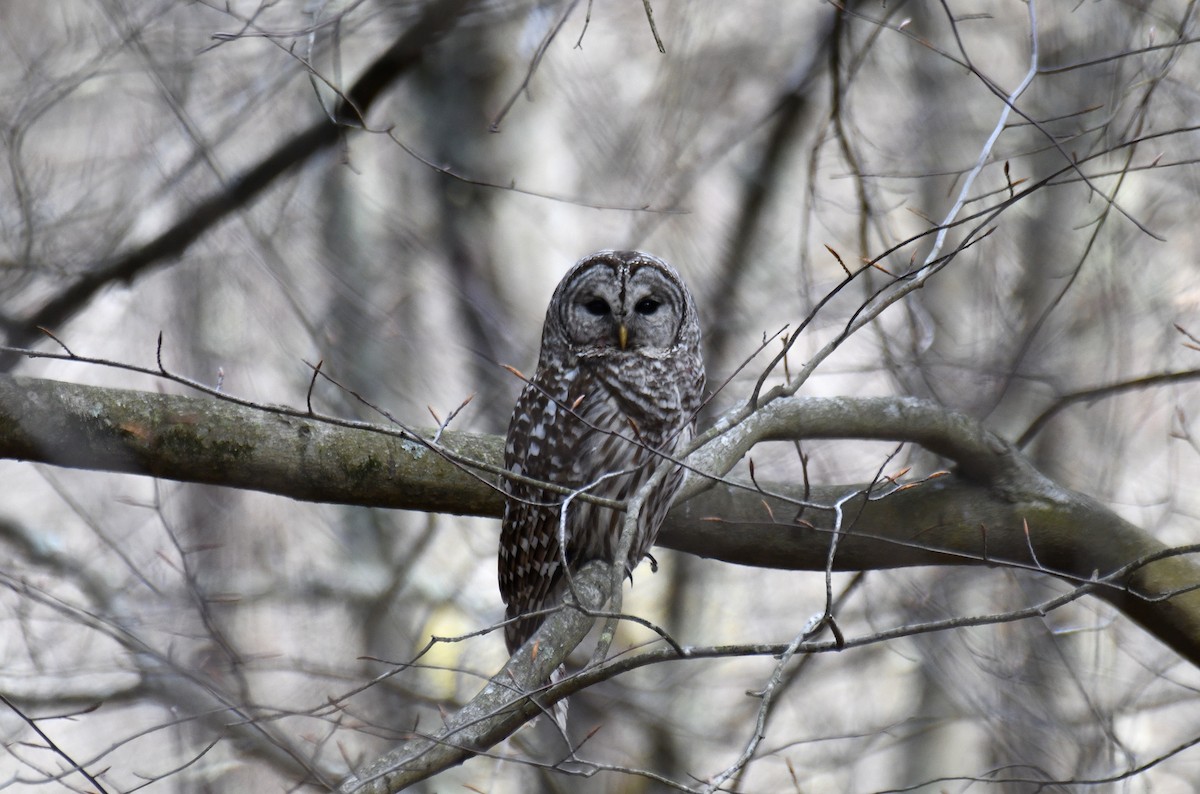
(499, 250, 706, 655)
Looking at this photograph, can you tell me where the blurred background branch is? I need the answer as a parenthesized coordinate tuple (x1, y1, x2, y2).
(0, 0, 474, 368)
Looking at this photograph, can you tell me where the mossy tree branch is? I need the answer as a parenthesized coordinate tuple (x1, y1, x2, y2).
(2, 373, 1198, 669)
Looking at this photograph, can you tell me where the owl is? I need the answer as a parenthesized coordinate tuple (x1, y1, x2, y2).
(499, 250, 706, 656)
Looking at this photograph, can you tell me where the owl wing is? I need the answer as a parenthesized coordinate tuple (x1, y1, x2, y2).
(499, 356, 701, 654)
(500, 365, 588, 652)
(498, 364, 645, 652)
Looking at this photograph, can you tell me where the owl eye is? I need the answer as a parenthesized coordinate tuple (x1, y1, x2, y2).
(583, 298, 611, 316)
(634, 298, 661, 316)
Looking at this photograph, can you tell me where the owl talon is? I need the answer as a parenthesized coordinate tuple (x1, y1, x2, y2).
(647, 553, 659, 573)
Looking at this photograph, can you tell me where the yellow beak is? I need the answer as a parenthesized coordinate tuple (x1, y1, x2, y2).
(618, 324, 628, 350)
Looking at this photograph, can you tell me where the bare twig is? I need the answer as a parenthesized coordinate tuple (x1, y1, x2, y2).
(1, 0, 475, 370)
(0, 694, 112, 794)
(1018, 368, 1200, 448)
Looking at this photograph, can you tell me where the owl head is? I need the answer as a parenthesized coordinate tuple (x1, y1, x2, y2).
(545, 250, 700, 359)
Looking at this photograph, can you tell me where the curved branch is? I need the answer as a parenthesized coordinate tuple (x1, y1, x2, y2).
(1, 373, 1198, 667)
(681, 393, 1041, 495)
(666, 480, 1200, 665)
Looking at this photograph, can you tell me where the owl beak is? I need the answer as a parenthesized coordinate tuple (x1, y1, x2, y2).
(618, 323, 629, 350)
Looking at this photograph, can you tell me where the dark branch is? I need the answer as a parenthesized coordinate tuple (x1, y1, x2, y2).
(0, 0, 475, 370)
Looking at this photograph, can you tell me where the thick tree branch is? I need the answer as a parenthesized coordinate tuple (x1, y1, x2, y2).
(1, 373, 1198, 669)
(671, 481, 1200, 666)
(0, 374, 500, 516)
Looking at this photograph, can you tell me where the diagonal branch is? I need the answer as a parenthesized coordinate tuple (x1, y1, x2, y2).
(0, 0, 475, 370)
(337, 561, 612, 794)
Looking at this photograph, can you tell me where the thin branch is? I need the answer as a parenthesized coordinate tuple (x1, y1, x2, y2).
(490, 0, 582, 132)
(0, 695, 112, 794)
(0, 0, 475, 369)
(1017, 369, 1200, 448)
